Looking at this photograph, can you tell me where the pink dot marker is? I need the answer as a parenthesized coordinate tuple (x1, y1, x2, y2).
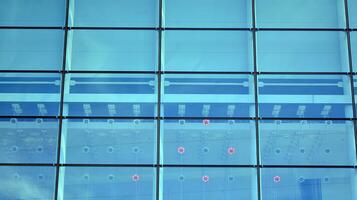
(132, 174, 140, 182)
(203, 119, 210, 125)
(273, 176, 281, 183)
(227, 147, 236, 155)
(177, 146, 185, 154)
(202, 175, 209, 183)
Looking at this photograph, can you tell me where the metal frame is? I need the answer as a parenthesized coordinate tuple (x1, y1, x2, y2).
(0, 0, 356, 199)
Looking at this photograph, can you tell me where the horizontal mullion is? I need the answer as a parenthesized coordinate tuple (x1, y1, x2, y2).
(0, 116, 354, 121)
(0, 163, 355, 168)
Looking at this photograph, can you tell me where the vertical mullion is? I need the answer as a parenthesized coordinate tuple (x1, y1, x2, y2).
(252, 0, 262, 200)
(343, 0, 357, 162)
(156, 0, 163, 199)
(54, 0, 70, 199)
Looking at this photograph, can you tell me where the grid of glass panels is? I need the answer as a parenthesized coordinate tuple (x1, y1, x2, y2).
(0, 0, 356, 200)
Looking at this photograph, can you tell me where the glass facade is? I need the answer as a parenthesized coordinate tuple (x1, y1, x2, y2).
(0, 0, 356, 200)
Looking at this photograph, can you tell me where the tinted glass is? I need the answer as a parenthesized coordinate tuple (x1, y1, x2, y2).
(257, 31, 349, 72)
(163, 120, 256, 165)
(351, 32, 357, 72)
(162, 167, 257, 200)
(164, 0, 251, 28)
(61, 119, 156, 164)
(348, 0, 357, 28)
(0, 30, 64, 71)
(261, 168, 356, 200)
(59, 167, 155, 200)
(259, 120, 356, 165)
(0, 0, 65, 26)
(164, 31, 253, 72)
(162, 74, 255, 117)
(258, 75, 353, 118)
(63, 73, 157, 117)
(0, 73, 61, 116)
(256, 0, 346, 28)
(69, 0, 158, 27)
(0, 166, 55, 199)
(67, 30, 158, 71)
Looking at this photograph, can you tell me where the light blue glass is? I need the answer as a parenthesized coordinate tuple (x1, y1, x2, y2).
(0, 166, 55, 199)
(63, 73, 157, 117)
(164, 31, 253, 72)
(162, 167, 257, 200)
(0, 0, 65, 26)
(69, 0, 158, 27)
(0, 118, 58, 164)
(164, 0, 251, 28)
(60, 119, 156, 164)
(0, 73, 61, 116)
(256, 0, 346, 28)
(348, 0, 357, 28)
(67, 30, 158, 71)
(257, 31, 349, 72)
(163, 120, 256, 165)
(59, 167, 155, 200)
(258, 75, 353, 118)
(261, 168, 356, 200)
(162, 74, 255, 117)
(0, 30, 64, 70)
(351, 32, 357, 72)
(259, 120, 356, 166)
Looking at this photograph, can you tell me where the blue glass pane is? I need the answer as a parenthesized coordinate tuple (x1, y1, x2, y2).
(261, 168, 356, 200)
(260, 120, 356, 166)
(162, 74, 255, 117)
(348, 0, 357, 28)
(257, 31, 349, 72)
(59, 167, 155, 200)
(162, 167, 257, 200)
(351, 32, 357, 72)
(67, 30, 158, 71)
(0, 73, 61, 116)
(61, 119, 156, 164)
(164, 31, 253, 72)
(0, 0, 65, 26)
(164, 0, 251, 28)
(0, 166, 55, 199)
(0, 30, 64, 70)
(256, 0, 346, 28)
(0, 118, 58, 164)
(63, 73, 157, 117)
(163, 120, 256, 165)
(258, 75, 353, 118)
(69, 0, 158, 27)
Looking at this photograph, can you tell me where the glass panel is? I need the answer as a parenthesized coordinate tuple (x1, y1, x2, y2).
(261, 168, 356, 200)
(348, 0, 357, 28)
(162, 74, 255, 117)
(163, 120, 256, 165)
(164, 0, 251, 28)
(0, 118, 58, 164)
(61, 119, 156, 164)
(0, 30, 64, 71)
(163, 31, 253, 72)
(0, 166, 55, 199)
(67, 30, 158, 71)
(0, 73, 61, 116)
(59, 167, 155, 200)
(258, 75, 353, 118)
(162, 167, 257, 200)
(63, 73, 157, 117)
(257, 31, 349, 72)
(351, 32, 357, 72)
(259, 120, 356, 166)
(256, 0, 345, 28)
(0, 0, 65, 26)
(69, 0, 158, 27)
